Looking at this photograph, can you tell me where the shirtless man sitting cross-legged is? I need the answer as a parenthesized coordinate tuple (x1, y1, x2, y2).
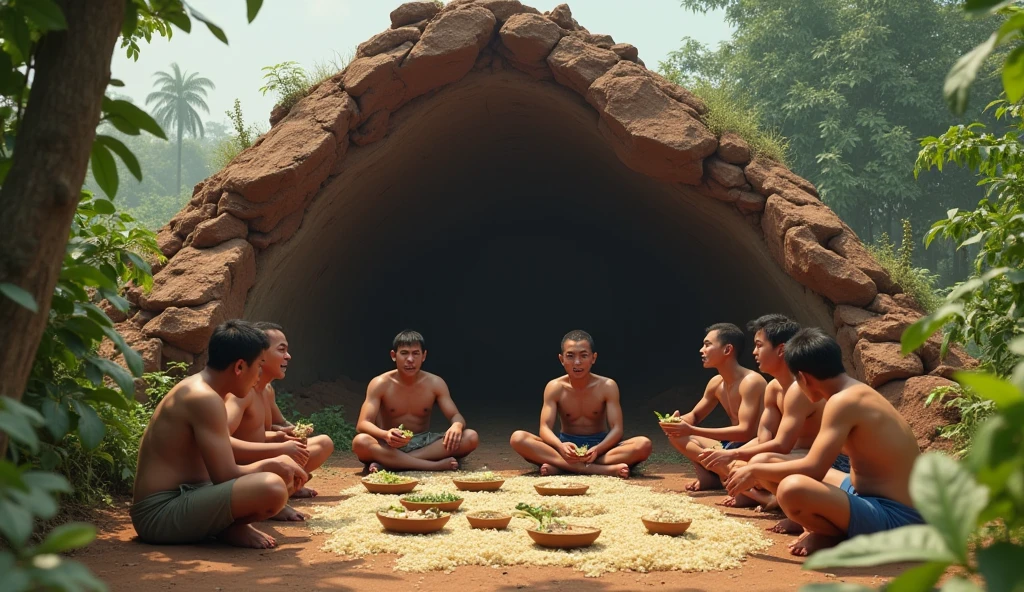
(659, 323, 767, 492)
(510, 330, 653, 479)
(131, 320, 307, 549)
(725, 328, 924, 557)
(701, 316, 851, 529)
(352, 330, 479, 472)
(224, 322, 335, 521)
(700, 314, 801, 509)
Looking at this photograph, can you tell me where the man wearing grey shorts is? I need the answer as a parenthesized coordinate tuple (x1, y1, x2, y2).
(351, 330, 479, 473)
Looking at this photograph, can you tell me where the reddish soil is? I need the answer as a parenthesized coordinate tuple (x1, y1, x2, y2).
(73, 432, 908, 592)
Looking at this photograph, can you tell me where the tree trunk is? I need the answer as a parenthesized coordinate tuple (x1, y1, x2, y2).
(176, 122, 183, 195)
(0, 0, 125, 458)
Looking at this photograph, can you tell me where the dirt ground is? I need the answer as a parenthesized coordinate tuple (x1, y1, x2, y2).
(73, 428, 908, 592)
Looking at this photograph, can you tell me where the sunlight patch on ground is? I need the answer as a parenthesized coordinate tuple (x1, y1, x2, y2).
(309, 473, 771, 577)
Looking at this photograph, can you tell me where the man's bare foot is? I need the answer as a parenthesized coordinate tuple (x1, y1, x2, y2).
(367, 462, 383, 474)
(218, 523, 276, 549)
(429, 457, 459, 471)
(790, 532, 843, 557)
(719, 494, 759, 508)
(291, 487, 318, 499)
(270, 505, 307, 521)
(756, 497, 780, 513)
(768, 518, 803, 535)
(576, 462, 630, 478)
(540, 463, 562, 476)
(685, 475, 722, 492)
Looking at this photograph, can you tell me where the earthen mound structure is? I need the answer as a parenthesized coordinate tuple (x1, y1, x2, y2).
(112, 1, 972, 450)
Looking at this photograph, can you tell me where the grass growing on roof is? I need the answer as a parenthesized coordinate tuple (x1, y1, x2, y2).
(311, 472, 770, 577)
(689, 81, 790, 165)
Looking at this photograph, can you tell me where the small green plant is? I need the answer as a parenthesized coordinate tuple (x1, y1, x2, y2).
(514, 502, 564, 532)
(397, 424, 414, 438)
(654, 411, 682, 423)
(573, 444, 589, 457)
(867, 221, 942, 315)
(211, 98, 263, 170)
(259, 61, 310, 113)
(924, 383, 995, 457)
(142, 362, 188, 407)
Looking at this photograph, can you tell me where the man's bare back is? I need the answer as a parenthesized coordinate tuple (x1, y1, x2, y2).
(135, 375, 222, 500)
(825, 383, 918, 504)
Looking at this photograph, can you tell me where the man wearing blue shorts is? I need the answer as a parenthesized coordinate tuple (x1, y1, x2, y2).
(725, 328, 923, 557)
(510, 330, 652, 479)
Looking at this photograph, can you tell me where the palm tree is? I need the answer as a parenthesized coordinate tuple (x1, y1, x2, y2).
(146, 63, 215, 195)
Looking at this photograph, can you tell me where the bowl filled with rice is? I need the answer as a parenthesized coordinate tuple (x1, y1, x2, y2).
(534, 480, 589, 496)
(526, 522, 601, 548)
(641, 510, 692, 536)
(361, 470, 419, 494)
(452, 471, 505, 492)
(376, 506, 451, 534)
(465, 510, 512, 529)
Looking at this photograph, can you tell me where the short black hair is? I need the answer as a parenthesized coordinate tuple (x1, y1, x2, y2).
(747, 314, 801, 347)
(561, 329, 595, 352)
(705, 322, 744, 352)
(207, 320, 270, 370)
(253, 321, 283, 333)
(784, 328, 846, 380)
(393, 330, 425, 351)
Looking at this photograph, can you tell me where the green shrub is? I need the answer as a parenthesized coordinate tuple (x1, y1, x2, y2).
(688, 81, 790, 164)
(274, 392, 355, 452)
(305, 406, 356, 451)
(924, 383, 995, 457)
(867, 220, 943, 314)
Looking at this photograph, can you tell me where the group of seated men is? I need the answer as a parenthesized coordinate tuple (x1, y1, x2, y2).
(132, 316, 924, 556)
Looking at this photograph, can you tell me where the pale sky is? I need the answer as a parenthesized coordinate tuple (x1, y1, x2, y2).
(111, 1, 732, 131)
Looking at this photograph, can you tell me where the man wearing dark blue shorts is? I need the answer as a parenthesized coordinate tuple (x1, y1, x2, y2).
(725, 329, 923, 557)
(510, 330, 652, 478)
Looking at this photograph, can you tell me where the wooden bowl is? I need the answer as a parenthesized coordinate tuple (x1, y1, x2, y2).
(466, 511, 512, 529)
(400, 498, 464, 512)
(361, 477, 418, 494)
(526, 526, 601, 548)
(641, 516, 692, 536)
(452, 478, 504, 492)
(375, 511, 450, 534)
(534, 482, 589, 496)
(658, 421, 683, 429)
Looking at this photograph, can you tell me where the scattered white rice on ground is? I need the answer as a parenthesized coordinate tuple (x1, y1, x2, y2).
(310, 472, 772, 577)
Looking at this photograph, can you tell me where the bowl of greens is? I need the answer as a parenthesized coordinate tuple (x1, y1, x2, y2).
(400, 491, 465, 512)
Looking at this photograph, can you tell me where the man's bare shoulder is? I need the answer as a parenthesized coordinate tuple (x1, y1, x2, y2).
(740, 368, 769, 388)
(545, 376, 569, 394)
(764, 378, 783, 400)
(170, 375, 224, 413)
(591, 374, 619, 394)
(706, 374, 726, 391)
(419, 371, 447, 389)
(366, 371, 397, 393)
